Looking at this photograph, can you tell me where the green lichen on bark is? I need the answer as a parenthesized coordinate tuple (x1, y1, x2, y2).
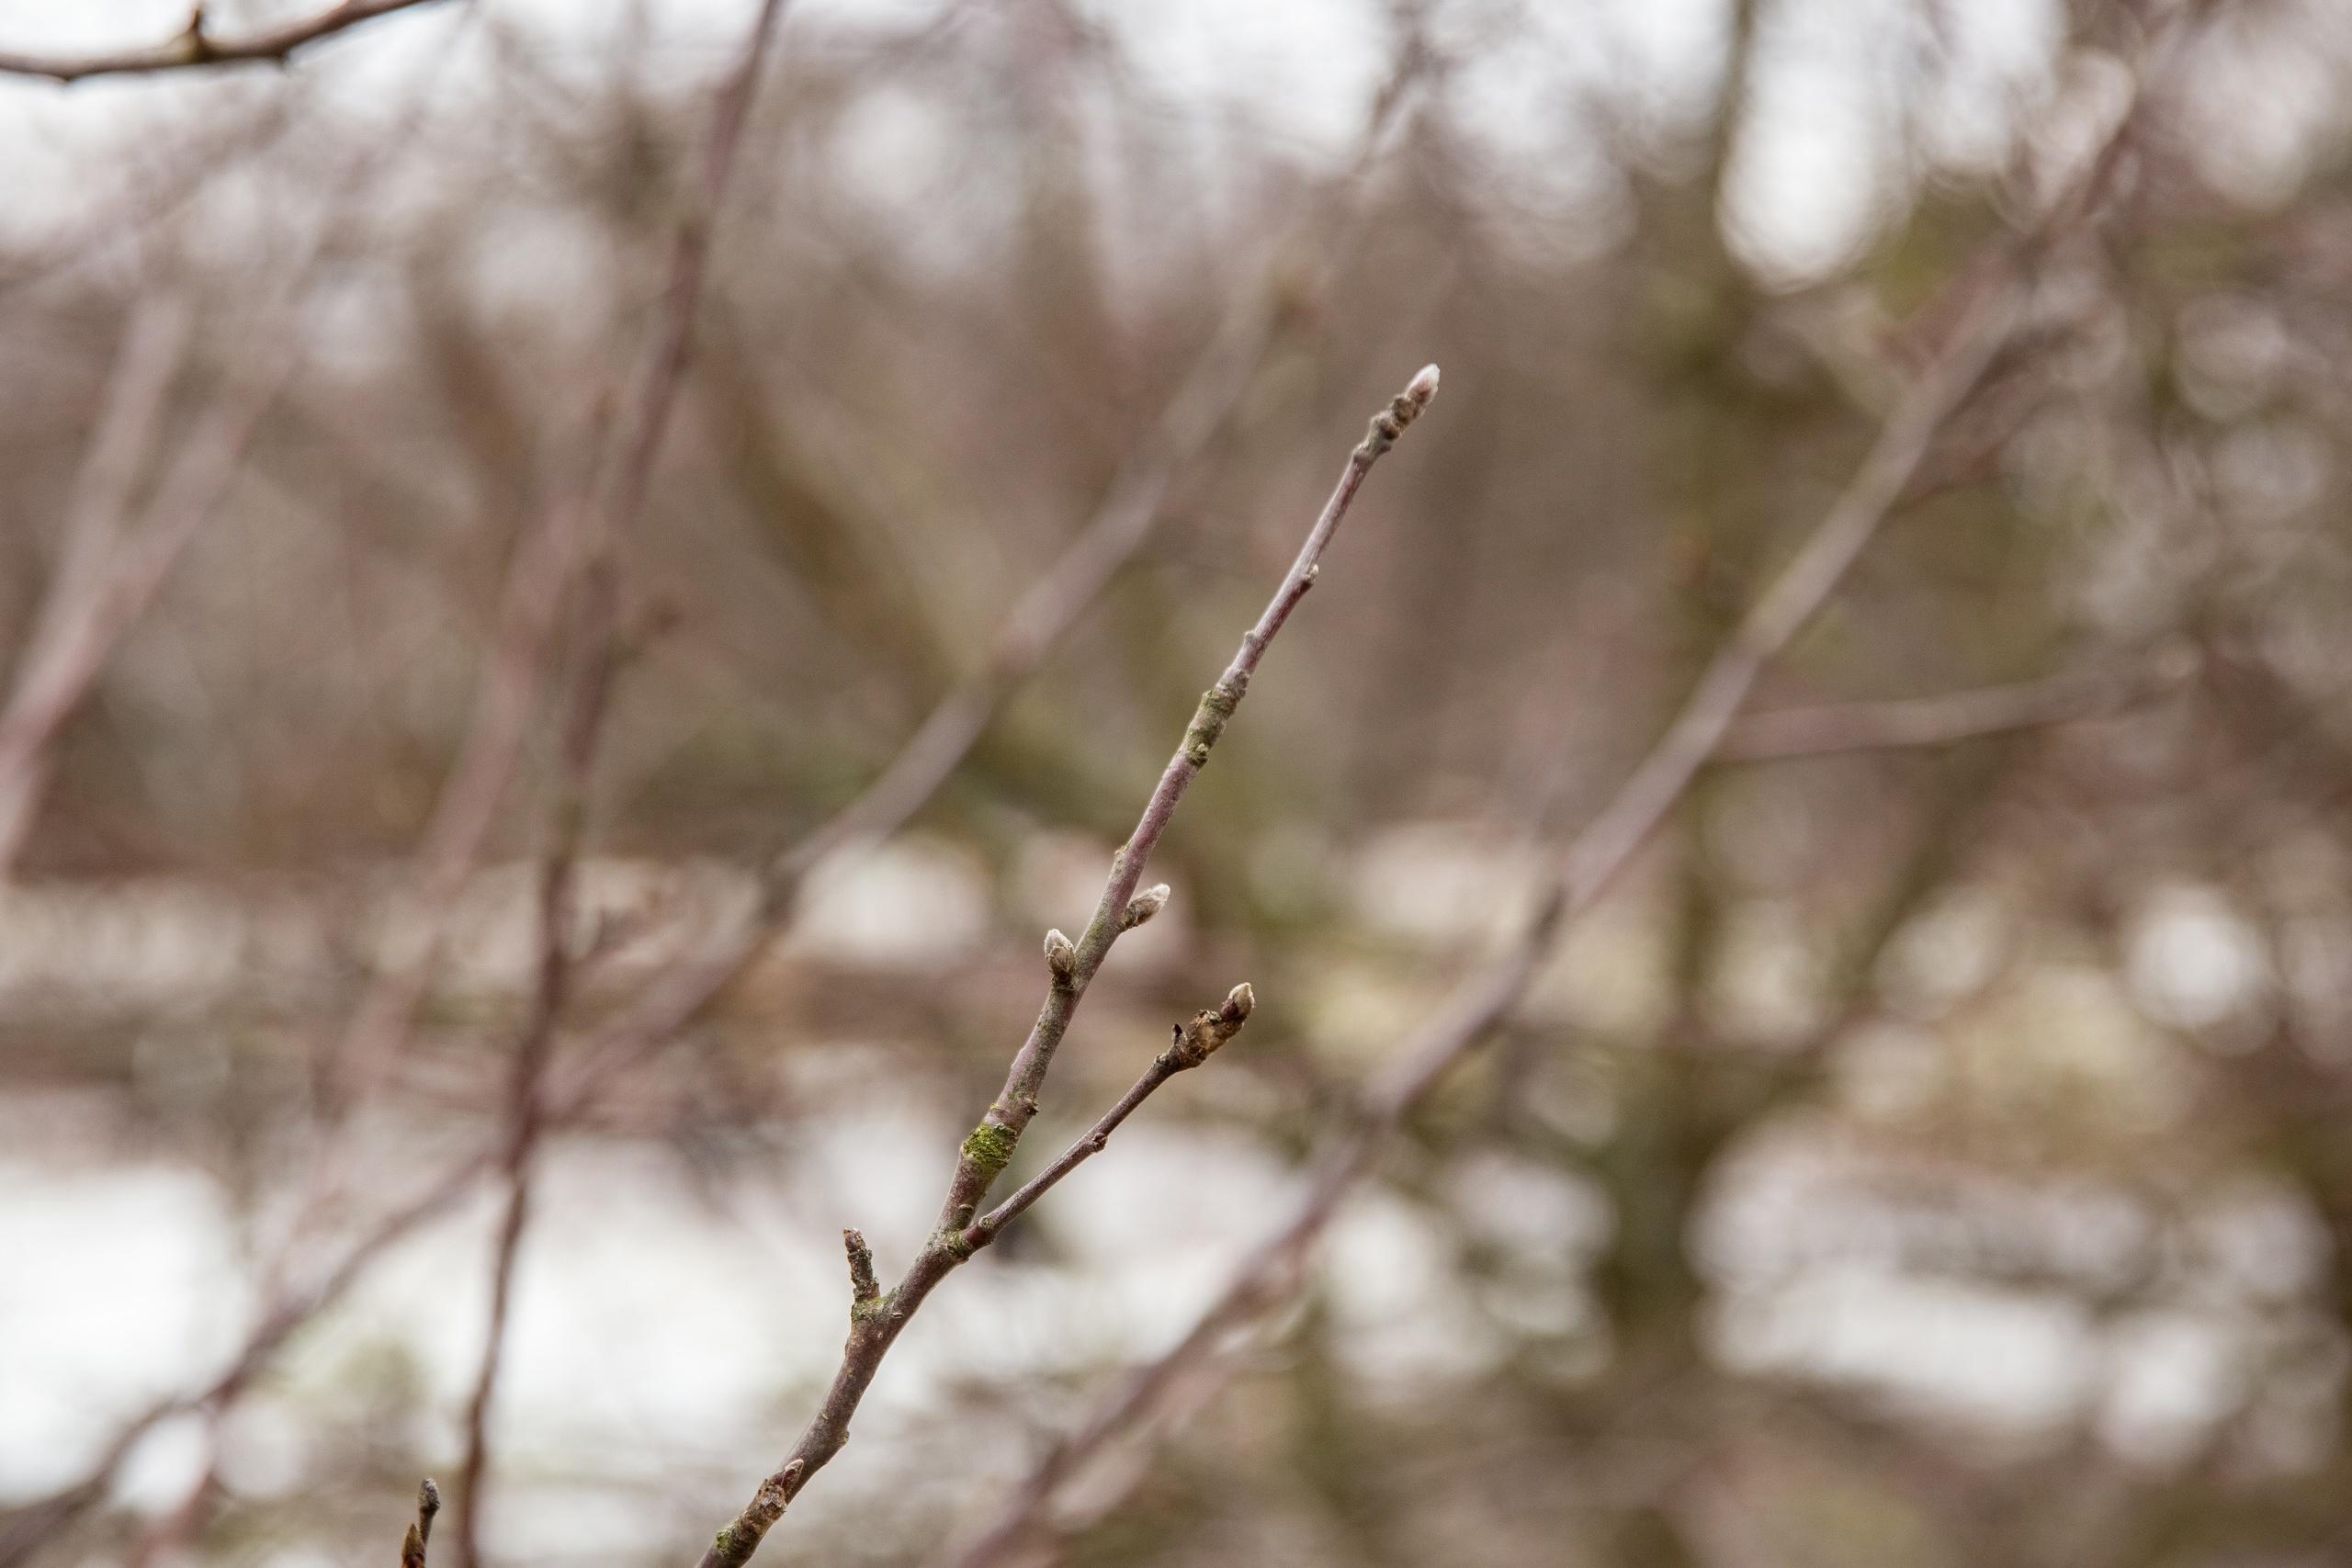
(960, 1119, 1019, 1181)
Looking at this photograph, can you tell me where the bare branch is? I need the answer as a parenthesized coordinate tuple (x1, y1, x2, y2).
(317, 490, 591, 1122)
(447, 0, 793, 1557)
(933, 21, 2196, 1553)
(450, 549, 628, 1568)
(0, 0, 454, 83)
(1713, 649, 2189, 761)
(690, 366, 1442, 1568)
(0, 299, 187, 874)
(0, 2, 786, 1543)
(963, 983, 1253, 1254)
(0, 312, 296, 878)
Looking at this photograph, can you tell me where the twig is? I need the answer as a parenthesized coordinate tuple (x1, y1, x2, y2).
(318, 490, 592, 1122)
(449, 550, 627, 1568)
(938, 310, 2016, 1568)
(688, 365, 1442, 1568)
(0, 299, 189, 874)
(963, 983, 1253, 1253)
(448, 0, 792, 1558)
(0, 312, 297, 877)
(0, 0, 453, 83)
(1713, 650, 2188, 761)
(935, 41, 2191, 1558)
(402, 1479, 441, 1568)
(942, 23, 2210, 1555)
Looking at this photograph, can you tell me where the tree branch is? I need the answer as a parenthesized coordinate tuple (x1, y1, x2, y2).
(963, 983, 1253, 1255)
(449, 548, 628, 1568)
(933, 21, 2194, 1554)
(0, 5, 788, 1562)
(688, 365, 1442, 1568)
(0, 0, 454, 83)
(0, 309, 294, 878)
(1712, 649, 2188, 761)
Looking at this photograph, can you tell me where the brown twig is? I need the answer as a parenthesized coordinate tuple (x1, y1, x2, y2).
(449, 549, 627, 1568)
(0, 310, 293, 878)
(445, 0, 793, 1558)
(1713, 649, 2190, 761)
(934, 51, 2192, 1561)
(0, 299, 189, 875)
(0, 0, 454, 83)
(963, 983, 1253, 1253)
(317, 490, 593, 1122)
(0, 4, 786, 1551)
(687, 365, 1442, 1568)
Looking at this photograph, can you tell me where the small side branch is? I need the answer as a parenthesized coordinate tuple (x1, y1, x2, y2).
(0, 0, 452, 83)
(1713, 653, 2186, 762)
(936, 17, 2189, 1562)
(964, 984, 1253, 1254)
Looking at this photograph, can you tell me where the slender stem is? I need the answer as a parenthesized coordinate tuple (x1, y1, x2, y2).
(934, 23, 2191, 1554)
(687, 368, 1442, 1568)
(1713, 653, 2179, 761)
(450, 553, 625, 1568)
(0, 0, 453, 83)
(964, 984, 1254, 1253)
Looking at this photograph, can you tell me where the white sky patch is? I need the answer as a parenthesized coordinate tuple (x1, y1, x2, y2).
(0, 1156, 249, 1500)
(1713, 1263, 2097, 1430)
(786, 831, 993, 966)
(2124, 882, 2273, 1034)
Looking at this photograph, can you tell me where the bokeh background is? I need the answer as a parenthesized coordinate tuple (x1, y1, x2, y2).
(6, 0, 2352, 1564)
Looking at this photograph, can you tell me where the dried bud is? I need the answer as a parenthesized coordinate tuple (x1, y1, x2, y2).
(1043, 928, 1077, 977)
(1120, 884, 1171, 931)
(1167, 979, 1256, 1067)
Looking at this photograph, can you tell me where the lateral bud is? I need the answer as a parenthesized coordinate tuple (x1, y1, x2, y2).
(1043, 928, 1077, 978)
(1120, 884, 1171, 931)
